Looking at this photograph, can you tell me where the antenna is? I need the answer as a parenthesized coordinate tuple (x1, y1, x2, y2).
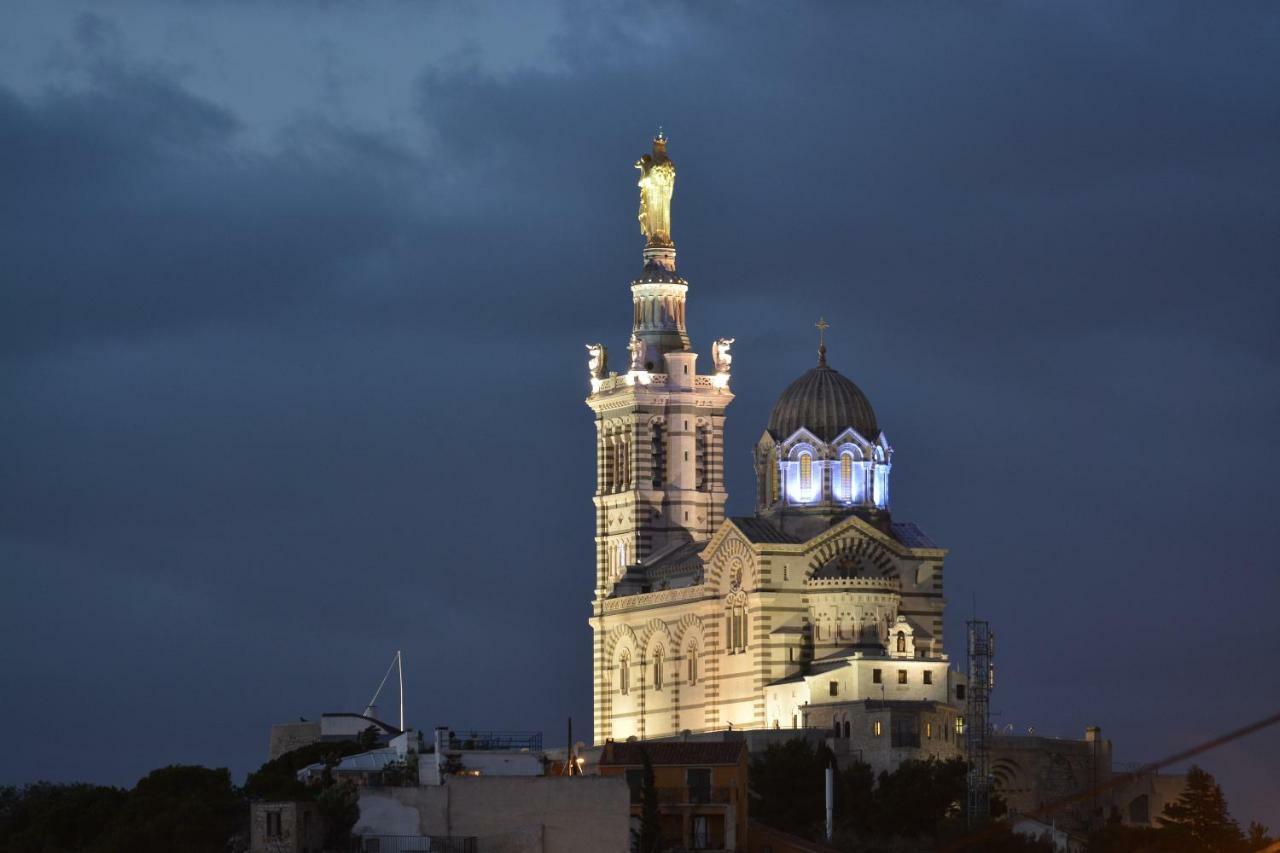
(366, 650, 406, 731)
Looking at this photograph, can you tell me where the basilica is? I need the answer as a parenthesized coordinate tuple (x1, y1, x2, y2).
(586, 136, 967, 768)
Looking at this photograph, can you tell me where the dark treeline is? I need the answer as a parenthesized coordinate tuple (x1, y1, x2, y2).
(746, 740, 1275, 853)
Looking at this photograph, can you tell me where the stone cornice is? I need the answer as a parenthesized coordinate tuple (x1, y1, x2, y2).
(600, 584, 710, 614)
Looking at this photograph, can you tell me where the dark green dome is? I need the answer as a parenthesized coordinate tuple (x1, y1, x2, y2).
(767, 362, 878, 443)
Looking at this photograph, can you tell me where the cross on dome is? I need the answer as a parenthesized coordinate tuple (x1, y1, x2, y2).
(815, 317, 830, 366)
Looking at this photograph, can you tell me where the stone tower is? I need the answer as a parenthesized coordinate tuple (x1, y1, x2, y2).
(585, 135, 736, 743)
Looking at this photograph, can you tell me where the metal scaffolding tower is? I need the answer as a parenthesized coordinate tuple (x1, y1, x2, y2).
(966, 620, 994, 826)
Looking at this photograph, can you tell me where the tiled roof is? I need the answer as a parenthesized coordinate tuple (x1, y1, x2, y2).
(642, 540, 706, 573)
(890, 521, 937, 549)
(599, 740, 746, 767)
(729, 517, 800, 544)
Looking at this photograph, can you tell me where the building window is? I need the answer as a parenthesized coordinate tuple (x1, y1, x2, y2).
(829, 681, 839, 697)
(691, 815, 710, 850)
(896, 631, 906, 653)
(955, 716, 965, 735)
(727, 603, 748, 652)
(799, 452, 812, 497)
(923, 671, 933, 685)
(956, 685, 966, 700)
(788, 646, 796, 663)
(892, 715, 921, 748)
(652, 650, 664, 690)
(619, 655, 630, 695)
(873, 668, 882, 684)
(840, 452, 853, 499)
(266, 811, 282, 838)
(873, 720, 882, 737)
(898, 670, 907, 684)
(843, 720, 851, 738)
(926, 721, 933, 739)
(687, 650, 698, 685)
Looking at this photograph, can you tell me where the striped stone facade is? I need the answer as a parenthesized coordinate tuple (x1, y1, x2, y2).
(585, 137, 960, 757)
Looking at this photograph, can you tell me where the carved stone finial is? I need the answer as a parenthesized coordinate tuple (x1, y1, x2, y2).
(712, 337, 735, 375)
(586, 343, 607, 380)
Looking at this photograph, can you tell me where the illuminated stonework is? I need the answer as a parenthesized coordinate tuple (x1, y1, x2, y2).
(586, 138, 964, 773)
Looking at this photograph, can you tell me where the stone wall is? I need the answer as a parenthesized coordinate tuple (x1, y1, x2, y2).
(268, 721, 321, 761)
(355, 776, 630, 853)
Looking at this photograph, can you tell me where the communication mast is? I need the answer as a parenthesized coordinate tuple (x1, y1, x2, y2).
(966, 621, 994, 826)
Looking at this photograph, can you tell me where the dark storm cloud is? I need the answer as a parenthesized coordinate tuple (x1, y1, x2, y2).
(2, 1, 1278, 827)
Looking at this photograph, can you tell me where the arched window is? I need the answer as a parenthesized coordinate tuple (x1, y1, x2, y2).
(652, 650, 664, 690)
(619, 654, 630, 695)
(769, 458, 780, 503)
(726, 601, 748, 653)
(799, 452, 813, 497)
(686, 648, 698, 685)
(840, 452, 853, 500)
(843, 720, 851, 738)
(896, 631, 907, 653)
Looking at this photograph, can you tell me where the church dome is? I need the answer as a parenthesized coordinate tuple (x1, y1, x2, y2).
(767, 360, 878, 443)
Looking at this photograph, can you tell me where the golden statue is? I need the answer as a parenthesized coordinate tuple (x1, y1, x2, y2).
(636, 131, 675, 247)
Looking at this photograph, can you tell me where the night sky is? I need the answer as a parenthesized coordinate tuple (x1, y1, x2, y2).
(3, 1, 1278, 828)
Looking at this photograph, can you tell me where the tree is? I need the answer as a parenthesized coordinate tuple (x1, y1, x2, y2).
(243, 739, 365, 802)
(749, 738, 833, 836)
(317, 779, 361, 848)
(0, 782, 127, 853)
(93, 765, 243, 853)
(633, 747, 662, 853)
(1157, 765, 1244, 852)
(1246, 821, 1275, 851)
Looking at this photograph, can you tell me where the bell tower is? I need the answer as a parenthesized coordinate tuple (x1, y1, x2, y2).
(585, 133, 736, 603)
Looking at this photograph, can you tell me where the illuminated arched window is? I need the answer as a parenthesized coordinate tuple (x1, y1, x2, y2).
(619, 654, 630, 695)
(896, 631, 907, 653)
(840, 452, 853, 500)
(652, 650, 664, 690)
(799, 452, 812, 497)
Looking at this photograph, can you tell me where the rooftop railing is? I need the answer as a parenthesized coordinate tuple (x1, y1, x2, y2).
(447, 730, 542, 751)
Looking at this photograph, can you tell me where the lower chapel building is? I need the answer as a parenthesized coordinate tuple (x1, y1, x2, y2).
(587, 135, 967, 771)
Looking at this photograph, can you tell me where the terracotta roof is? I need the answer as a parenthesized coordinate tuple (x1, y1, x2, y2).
(599, 740, 746, 767)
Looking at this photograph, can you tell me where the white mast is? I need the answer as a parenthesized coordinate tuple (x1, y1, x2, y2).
(397, 649, 404, 732)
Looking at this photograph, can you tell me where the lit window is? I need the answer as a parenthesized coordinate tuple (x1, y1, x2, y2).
(955, 716, 965, 735)
(923, 671, 933, 685)
(652, 650, 664, 690)
(874, 720, 882, 737)
(840, 452, 853, 499)
(926, 721, 933, 739)
(619, 655, 630, 695)
(873, 668, 882, 684)
(799, 452, 812, 496)
(898, 670, 908, 684)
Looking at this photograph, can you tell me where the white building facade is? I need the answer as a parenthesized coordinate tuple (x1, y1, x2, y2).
(587, 136, 965, 770)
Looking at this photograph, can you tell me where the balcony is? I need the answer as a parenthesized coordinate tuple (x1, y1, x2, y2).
(628, 786, 734, 806)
